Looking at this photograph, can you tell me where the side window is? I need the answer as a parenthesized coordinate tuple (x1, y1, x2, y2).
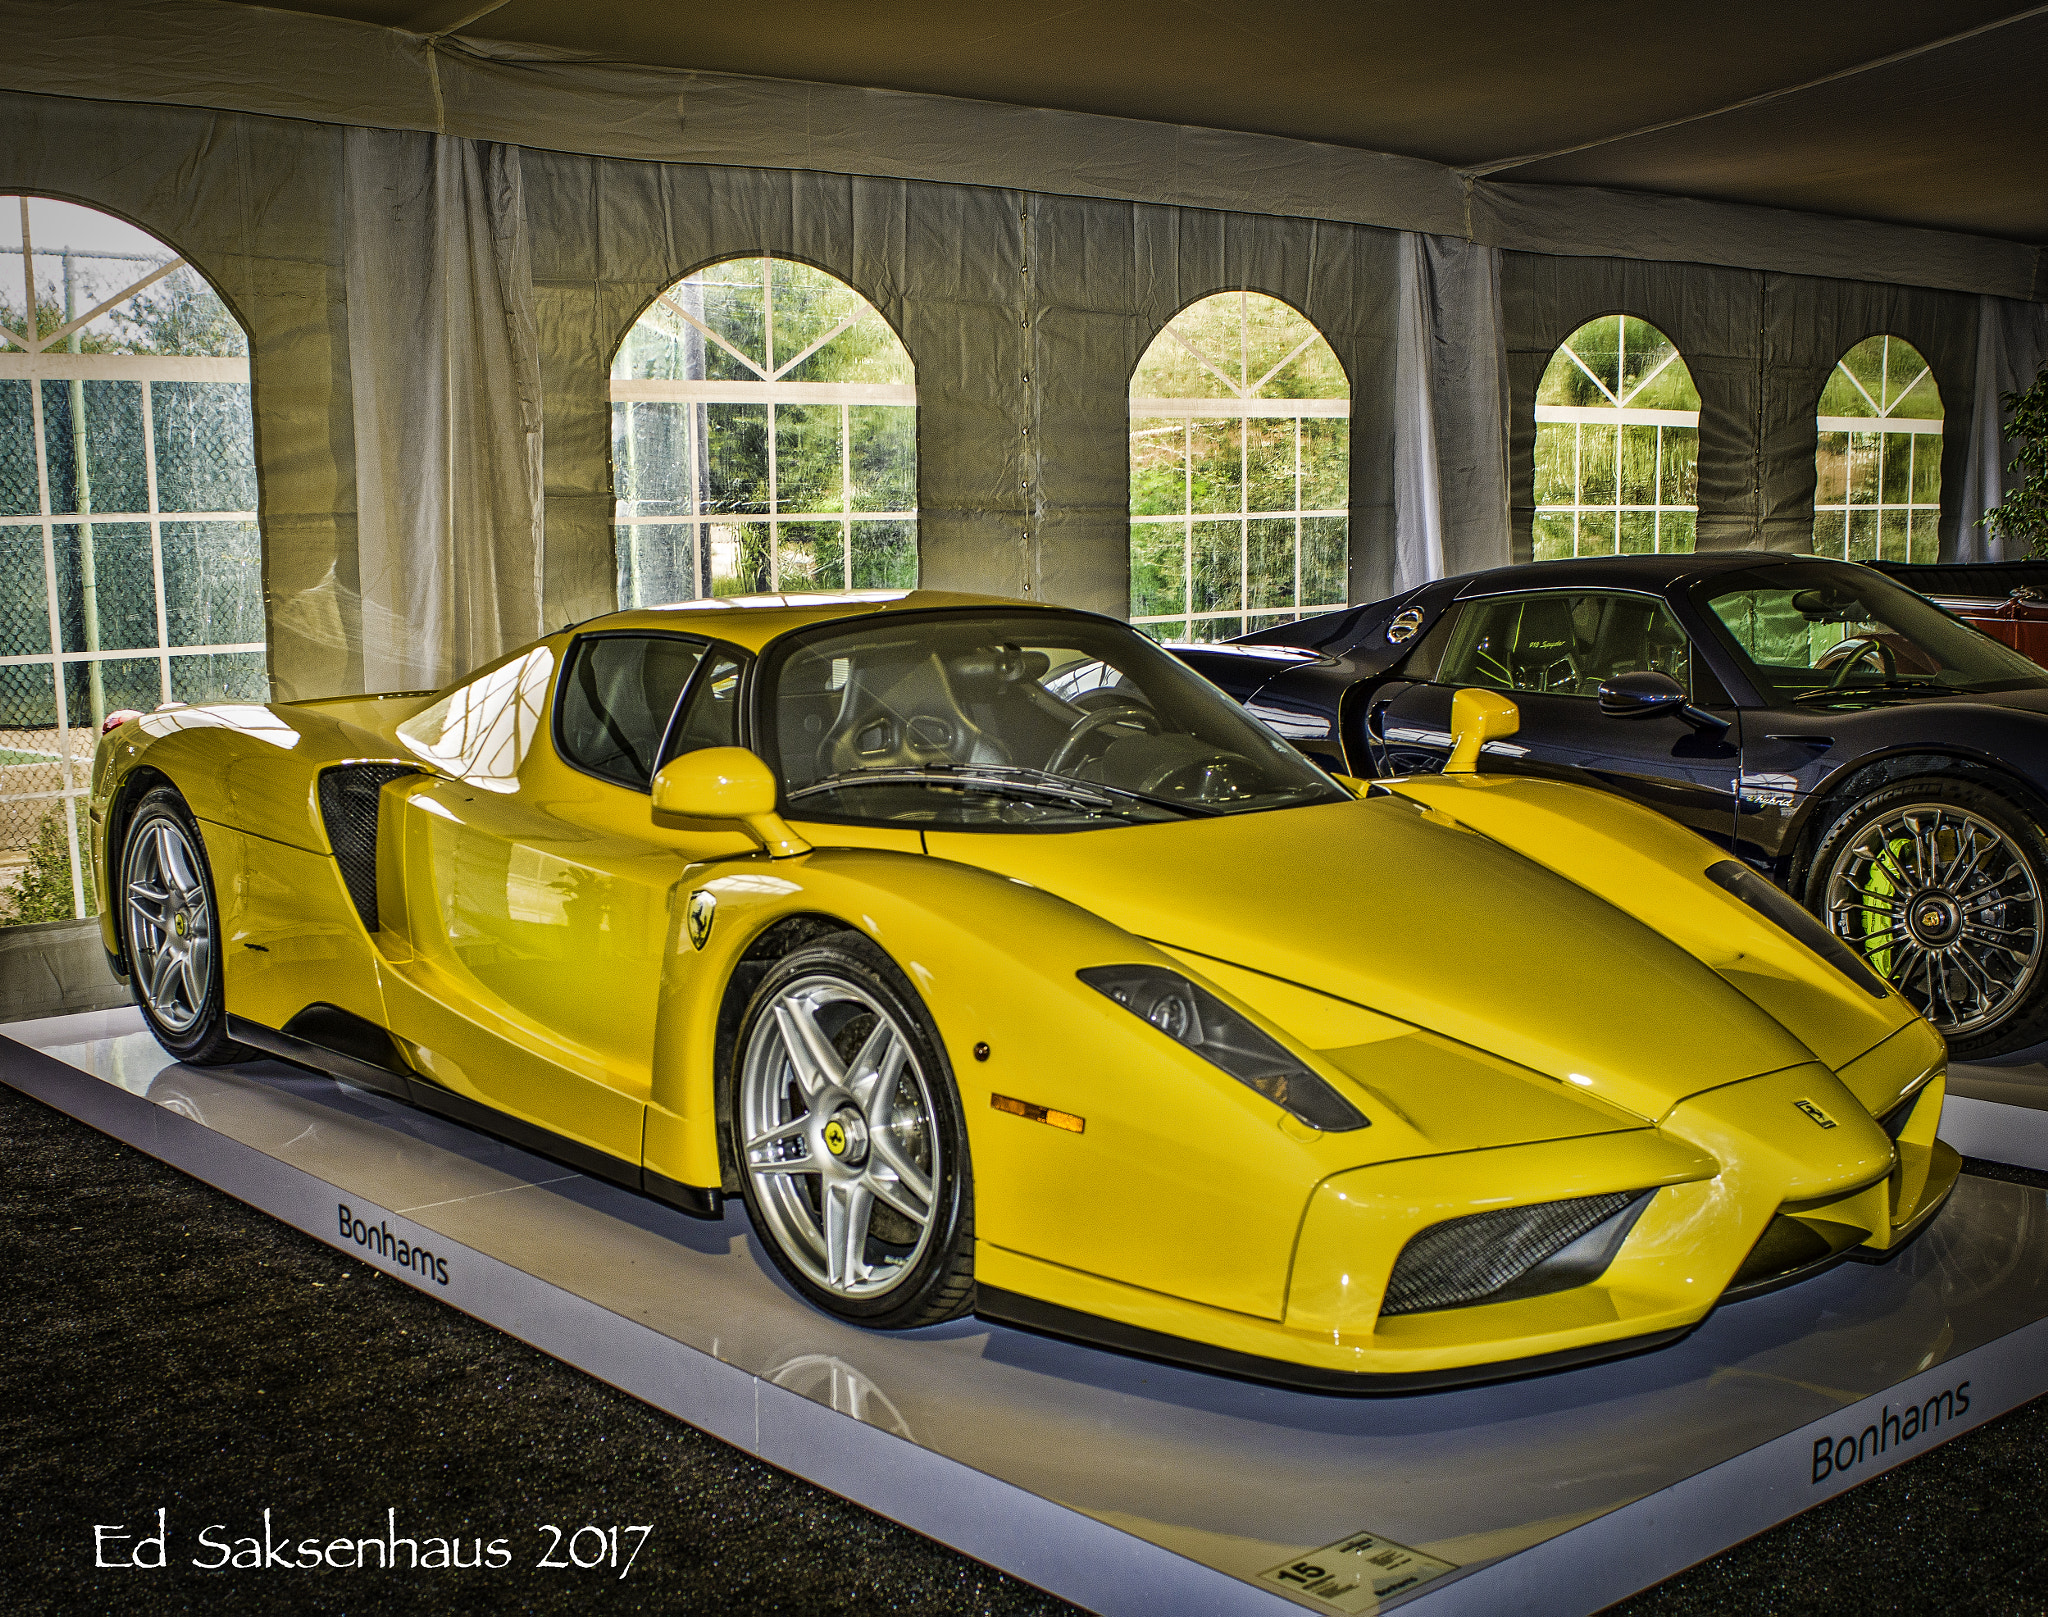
(557, 634, 706, 790)
(661, 651, 745, 764)
(1437, 593, 1701, 698)
(398, 645, 555, 791)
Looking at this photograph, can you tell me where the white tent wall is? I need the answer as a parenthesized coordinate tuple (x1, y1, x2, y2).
(1502, 255, 1986, 561)
(0, 74, 2038, 703)
(1959, 297, 2048, 562)
(522, 149, 1413, 627)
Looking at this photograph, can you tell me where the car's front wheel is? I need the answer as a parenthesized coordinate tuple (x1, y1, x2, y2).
(1807, 775, 2048, 1059)
(727, 934, 974, 1328)
(119, 786, 251, 1066)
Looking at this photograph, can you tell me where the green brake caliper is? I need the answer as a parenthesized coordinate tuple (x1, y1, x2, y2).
(1856, 835, 1912, 979)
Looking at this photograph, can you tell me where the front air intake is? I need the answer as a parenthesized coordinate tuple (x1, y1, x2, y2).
(317, 764, 418, 932)
(1380, 1191, 1647, 1317)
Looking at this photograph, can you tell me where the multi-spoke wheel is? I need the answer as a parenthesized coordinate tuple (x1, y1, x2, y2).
(728, 934, 973, 1327)
(119, 787, 249, 1065)
(1809, 776, 2048, 1059)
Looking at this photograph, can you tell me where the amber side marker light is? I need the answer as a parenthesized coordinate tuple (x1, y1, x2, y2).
(991, 1094, 1085, 1134)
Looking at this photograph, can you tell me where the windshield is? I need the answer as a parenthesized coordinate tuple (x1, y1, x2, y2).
(765, 610, 1348, 828)
(1696, 564, 2048, 708)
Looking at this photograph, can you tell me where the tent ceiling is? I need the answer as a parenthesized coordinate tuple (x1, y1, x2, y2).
(236, 0, 2048, 243)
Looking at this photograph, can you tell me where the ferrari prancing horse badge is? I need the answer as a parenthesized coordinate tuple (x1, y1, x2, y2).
(686, 888, 717, 951)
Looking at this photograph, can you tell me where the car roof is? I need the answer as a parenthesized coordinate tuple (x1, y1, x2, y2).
(567, 588, 1062, 653)
(1444, 550, 1852, 596)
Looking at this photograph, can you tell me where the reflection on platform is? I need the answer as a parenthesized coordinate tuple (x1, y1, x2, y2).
(10, 1007, 2048, 1603)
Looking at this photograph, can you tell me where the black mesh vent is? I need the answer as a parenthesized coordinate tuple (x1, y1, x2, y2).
(317, 764, 417, 932)
(1382, 1192, 1639, 1317)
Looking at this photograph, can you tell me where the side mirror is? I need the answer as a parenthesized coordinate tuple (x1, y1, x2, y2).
(1597, 671, 1731, 735)
(1445, 688, 1520, 774)
(650, 746, 812, 858)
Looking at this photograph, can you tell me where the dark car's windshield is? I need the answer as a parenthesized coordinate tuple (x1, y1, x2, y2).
(765, 610, 1348, 829)
(1696, 564, 2048, 708)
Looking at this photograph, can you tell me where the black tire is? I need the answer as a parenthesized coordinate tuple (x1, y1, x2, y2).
(725, 932, 973, 1328)
(117, 786, 252, 1066)
(1805, 774, 2048, 1060)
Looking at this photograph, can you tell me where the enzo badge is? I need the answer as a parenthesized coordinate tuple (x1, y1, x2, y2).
(685, 888, 717, 951)
(1793, 1098, 1839, 1130)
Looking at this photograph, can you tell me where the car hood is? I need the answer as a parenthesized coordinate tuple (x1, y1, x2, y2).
(924, 798, 1817, 1124)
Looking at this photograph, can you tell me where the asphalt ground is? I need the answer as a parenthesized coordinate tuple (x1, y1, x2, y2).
(2, 1076, 2044, 1616)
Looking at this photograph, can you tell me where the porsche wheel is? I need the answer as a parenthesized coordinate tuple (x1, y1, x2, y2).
(728, 935, 973, 1327)
(119, 787, 251, 1066)
(1808, 776, 2048, 1059)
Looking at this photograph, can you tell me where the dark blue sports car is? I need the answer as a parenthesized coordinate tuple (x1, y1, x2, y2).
(1176, 553, 2048, 1060)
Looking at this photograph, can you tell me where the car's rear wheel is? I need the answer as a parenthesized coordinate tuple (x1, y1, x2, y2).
(728, 934, 973, 1328)
(119, 787, 251, 1066)
(1807, 775, 2048, 1059)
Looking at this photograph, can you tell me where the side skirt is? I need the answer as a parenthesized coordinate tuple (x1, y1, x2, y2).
(225, 1014, 723, 1221)
(971, 1285, 1694, 1397)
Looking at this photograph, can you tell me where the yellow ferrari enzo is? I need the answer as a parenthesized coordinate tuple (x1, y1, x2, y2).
(90, 590, 1956, 1390)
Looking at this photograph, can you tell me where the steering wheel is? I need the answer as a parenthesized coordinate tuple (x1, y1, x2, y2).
(1824, 635, 1898, 688)
(1045, 703, 1160, 773)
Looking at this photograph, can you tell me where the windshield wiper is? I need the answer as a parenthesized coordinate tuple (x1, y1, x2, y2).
(1791, 679, 1944, 704)
(788, 763, 1218, 818)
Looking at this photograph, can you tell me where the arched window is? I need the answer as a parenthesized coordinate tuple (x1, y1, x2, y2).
(0, 197, 259, 926)
(1814, 335, 1942, 564)
(610, 257, 917, 605)
(1534, 315, 1699, 560)
(1128, 291, 1348, 643)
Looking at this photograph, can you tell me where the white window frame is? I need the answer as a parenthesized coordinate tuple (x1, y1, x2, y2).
(610, 264, 918, 603)
(0, 201, 262, 920)
(1533, 323, 1699, 559)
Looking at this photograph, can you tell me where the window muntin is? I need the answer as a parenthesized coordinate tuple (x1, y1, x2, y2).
(1533, 316, 1699, 561)
(1814, 335, 1942, 566)
(0, 197, 262, 925)
(1437, 591, 1702, 699)
(556, 633, 706, 791)
(767, 610, 1345, 829)
(1696, 565, 2047, 707)
(1129, 291, 1349, 644)
(610, 257, 916, 608)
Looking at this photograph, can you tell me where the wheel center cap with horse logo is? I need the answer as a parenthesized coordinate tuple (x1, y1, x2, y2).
(822, 1107, 869, 1166)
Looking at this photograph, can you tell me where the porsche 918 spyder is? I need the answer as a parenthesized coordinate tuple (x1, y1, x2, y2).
(1178, 553, 2048, 1061)
(91, 589, 1955, 1390)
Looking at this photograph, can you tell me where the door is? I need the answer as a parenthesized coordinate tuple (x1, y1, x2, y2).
(381, 634, 753, 1163)
(1367, 589, 1742, 847)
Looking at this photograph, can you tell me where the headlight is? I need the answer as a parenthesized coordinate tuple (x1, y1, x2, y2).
(1078, 965, 1368, 1132)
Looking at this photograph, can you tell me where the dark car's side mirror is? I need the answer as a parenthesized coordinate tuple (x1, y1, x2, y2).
(1597, 671, 1731, 735)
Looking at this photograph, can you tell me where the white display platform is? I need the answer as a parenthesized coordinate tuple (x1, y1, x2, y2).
(9, 1007, 2048, 1617)
(1946, 1059, 2048, 1172)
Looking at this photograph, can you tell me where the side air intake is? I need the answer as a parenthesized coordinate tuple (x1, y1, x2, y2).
(317, 764, 418, 932)
(1380, 1191, 1650, 1317)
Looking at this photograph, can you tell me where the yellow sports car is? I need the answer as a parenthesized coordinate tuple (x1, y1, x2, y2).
(90, 590, 1957, 1390)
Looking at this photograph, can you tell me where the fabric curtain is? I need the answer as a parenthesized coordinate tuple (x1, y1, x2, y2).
(1956, 296, 2048, 562)
(1394, 233, 1511, 591)
(344, 129, 545, 691)
(0, 0, 2036, 302)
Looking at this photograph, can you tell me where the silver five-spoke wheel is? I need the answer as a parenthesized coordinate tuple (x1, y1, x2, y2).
(737, 972, 941, 1302)
(1823, 802, 2044, 1040)
(123, 811, 215, 1035)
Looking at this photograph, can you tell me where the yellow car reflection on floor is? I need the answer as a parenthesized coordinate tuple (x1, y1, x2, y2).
(90, 590, 1957, 1391)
